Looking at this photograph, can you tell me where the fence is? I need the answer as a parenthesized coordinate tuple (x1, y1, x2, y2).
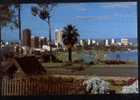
(1, 78, 85, 96)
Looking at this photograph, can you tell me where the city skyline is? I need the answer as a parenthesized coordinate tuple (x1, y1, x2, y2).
(1, 2, 137, 42)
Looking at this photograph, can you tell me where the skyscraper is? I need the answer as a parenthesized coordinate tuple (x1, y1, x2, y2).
(22, 29, 31, 47)
(105, 39, 109, 46)
(31, 36, 39, 48)
(55, 29, 63, 46)
(39, 37, 44, 48)
(111, 38, 115, 45)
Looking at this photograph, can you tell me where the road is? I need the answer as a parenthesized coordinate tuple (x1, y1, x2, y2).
(86, 66, 138, 77)
(44, 63, 138, 78)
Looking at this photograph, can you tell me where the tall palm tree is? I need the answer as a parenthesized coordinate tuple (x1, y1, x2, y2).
(15, 3, 22, 44)
(62, 24, 79, 62)
(0, 5, 18, 48)
(0, 4, 18, 96)
(31, 3, 56, 62)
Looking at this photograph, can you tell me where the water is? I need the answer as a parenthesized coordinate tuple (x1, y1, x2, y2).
(79, 49, 138, 64)
(105, 50, 138, 63)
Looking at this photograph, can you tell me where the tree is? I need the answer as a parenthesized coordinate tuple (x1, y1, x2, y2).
(0, 5, 18, 48)
(62, 24, 79, 62)
(0, 4, 19, 96)
(31, 3, 56, 62)
(14, 3, 22, 43)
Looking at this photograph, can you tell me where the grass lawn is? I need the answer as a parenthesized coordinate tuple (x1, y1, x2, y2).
(55, 49, 106, 62)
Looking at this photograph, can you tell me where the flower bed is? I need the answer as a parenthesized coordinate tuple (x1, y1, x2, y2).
(107, 78, 137, 86)
(83, 77, 110, 94)
(121, 80, 138, 94)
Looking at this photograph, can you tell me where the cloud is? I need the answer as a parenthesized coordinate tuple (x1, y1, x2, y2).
(99, 2, 136, 8)
(79, 8, 88, 12)
(113, 13, 137, 18)
(62, 3, 83, 8)
(61, 3, 88, 12)
(76, 15, 111, 21)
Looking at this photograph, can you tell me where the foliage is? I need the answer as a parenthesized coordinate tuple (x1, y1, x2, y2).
(0, 4, 19, 29)
(62, 24, 79, 48)
(31, 3, 56, 21)
(62, 24, 79, 62)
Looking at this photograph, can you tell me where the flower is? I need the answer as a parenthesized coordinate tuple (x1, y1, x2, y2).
(121, 80, 138, 94)
(83, 77, 110, 94)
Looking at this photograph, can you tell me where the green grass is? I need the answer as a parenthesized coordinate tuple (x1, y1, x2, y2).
(56, 49, 106, 62)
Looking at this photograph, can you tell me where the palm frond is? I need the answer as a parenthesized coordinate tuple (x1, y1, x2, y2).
(62, 24, 80, 47)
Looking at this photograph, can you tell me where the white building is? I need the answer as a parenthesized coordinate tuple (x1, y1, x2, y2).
(121, 38, 129, 46)
(92, 40, 96, 44)
(42, 45, 57, 51)
(96, 42, 99, 46)
(87, 39, 91, 45)
(116, 42, 122, 46)
(80, 40, 84, 46)
(105, 40, 109, 46)
(111, 38, 115, 45)
(55, 29, 63, 47)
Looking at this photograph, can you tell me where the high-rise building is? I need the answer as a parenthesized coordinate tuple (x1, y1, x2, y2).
(34, 36, 39, 48)
(92, 40, 96, 44)
(55, 29, 63, 46)
(121, 38, 129, 46)
(111, 38, 115, 45)
(43, 37, 48, 45)
(31, 36, 34, 48)
(31, 36, 39, 48)
(87, 39, 91, 45)
(39, 37, 44, 48)
(105, 39, 109, 46)
(80, 40, 83, 46)
(22, 29, 31, 47)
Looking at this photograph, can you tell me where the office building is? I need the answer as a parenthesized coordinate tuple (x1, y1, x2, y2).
(43, 37, 48, 45)
(80, 40, 83, 46)
(55, 29, 63, 46)
(121, 38, 129, 46)
(22, 29, 31, 47)
(39, 36, 48, 48)
(31, 36, 39, 48)
(87, 39, 91, 45)
(105, 39, 109, 46)
(111, 38, 115, 45)
(92, 40, 96, 44)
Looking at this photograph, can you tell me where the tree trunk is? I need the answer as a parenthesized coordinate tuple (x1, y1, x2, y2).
(48, 16, 52, 63)
(0, 26, 1, 48)
(68, 48, 72, 62)
(18, 4, 22, 44)
(0, 26, 2, 96)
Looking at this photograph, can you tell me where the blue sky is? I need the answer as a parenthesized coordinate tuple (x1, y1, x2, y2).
(1, 2, 137, 41)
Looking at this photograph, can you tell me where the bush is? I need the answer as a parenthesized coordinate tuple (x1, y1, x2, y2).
(104, 60, 126, 64)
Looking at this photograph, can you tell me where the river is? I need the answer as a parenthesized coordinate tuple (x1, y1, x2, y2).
(104, 50, 138, 63)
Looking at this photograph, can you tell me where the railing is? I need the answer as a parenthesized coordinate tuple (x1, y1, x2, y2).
(1, 78, 84, 96)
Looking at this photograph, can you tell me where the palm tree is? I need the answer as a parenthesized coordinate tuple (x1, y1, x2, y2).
(0, 4, 19, 96)
(31, 3, 56, 62)
(62, 24, 79, 62)
(14, 3, 22, 44)
(0, 5, 18, 48)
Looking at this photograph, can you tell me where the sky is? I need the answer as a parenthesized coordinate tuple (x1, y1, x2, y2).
(1, 2, 137, 42)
